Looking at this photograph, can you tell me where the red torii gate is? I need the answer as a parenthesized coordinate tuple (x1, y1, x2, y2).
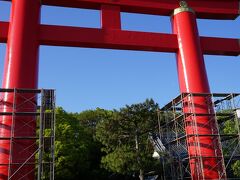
(0, 0, 239, 179)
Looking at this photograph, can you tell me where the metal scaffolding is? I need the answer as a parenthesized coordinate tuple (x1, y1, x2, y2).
(0, 88, 56, 180)
(153, 93, 240, 180)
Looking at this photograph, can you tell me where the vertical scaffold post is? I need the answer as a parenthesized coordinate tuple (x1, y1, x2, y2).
(171, 1, 226, 179)
(0, 0, 41, 179)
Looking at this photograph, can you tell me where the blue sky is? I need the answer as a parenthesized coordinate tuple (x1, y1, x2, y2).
(0, 1, 239, 112)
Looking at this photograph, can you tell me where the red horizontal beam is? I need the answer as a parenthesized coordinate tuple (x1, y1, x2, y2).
(0, 21, 239, 56)
(201, 37, 240, 56)
(0, 21, 8, 43)
(40, 0, 239, 20)
(39, 24, 178, 53)
(40, 25, 240, 56)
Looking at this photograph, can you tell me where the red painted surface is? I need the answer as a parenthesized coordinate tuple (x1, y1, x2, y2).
(200, 37, 240, 56)
(172, 10, 226, 179)
(0, 0, 40, 179)
(101, 5, 121, 29)
(0, 21, 239, 56)
(0, 22, 8, 43)
(40, 0, 239, 19)
(40, 25, 179, 53)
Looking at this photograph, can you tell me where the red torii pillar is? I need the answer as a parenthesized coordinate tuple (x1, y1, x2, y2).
(172, 2, 226, 179)
(0, 0, 40, 179)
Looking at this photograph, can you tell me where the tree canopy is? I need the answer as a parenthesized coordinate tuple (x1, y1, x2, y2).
(96, 99, 161, 179)
(54, 107, 108, 180)
(49, 100, 240, 179)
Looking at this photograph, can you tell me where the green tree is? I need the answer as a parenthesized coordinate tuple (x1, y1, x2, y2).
(75, 108, 114, 179)
(54, 107, 108, 180)
(96, 99, 160, 180)
(223, 118, 240, 178)
(232, 160, 240, 177)
(76, 108, 113, 136)
(218, 110, 240, 178)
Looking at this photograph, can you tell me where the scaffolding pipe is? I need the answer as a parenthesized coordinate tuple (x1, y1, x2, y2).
(0, 0, 41, 179)
(171, 1, 226, 179)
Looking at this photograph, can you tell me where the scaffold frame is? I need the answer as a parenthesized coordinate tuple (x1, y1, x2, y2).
(155, 92, 240, 180)
(0, 88, 56, 180)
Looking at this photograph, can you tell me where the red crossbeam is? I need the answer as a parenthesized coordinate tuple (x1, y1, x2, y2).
(0, 21, 239, 56)
(40, 0, 239, 20)
(201, 37, 240, 56)
(0, 21, 8, 43)
(39, 24, 178, 53)
(2, 0, 239, 19)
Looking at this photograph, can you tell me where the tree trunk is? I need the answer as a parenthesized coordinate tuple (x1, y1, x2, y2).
(136, 131, 144, 180)
(139, 169, 144, 180)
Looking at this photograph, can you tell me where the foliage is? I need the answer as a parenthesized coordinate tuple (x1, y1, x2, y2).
(47, 103, 240, 179)
(76, 108, 113, 136)
(218, 110, 240, 178)
(96, 99, 161, 178)
(54, 107, 108, 180)
(232, 160, 240, 177)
